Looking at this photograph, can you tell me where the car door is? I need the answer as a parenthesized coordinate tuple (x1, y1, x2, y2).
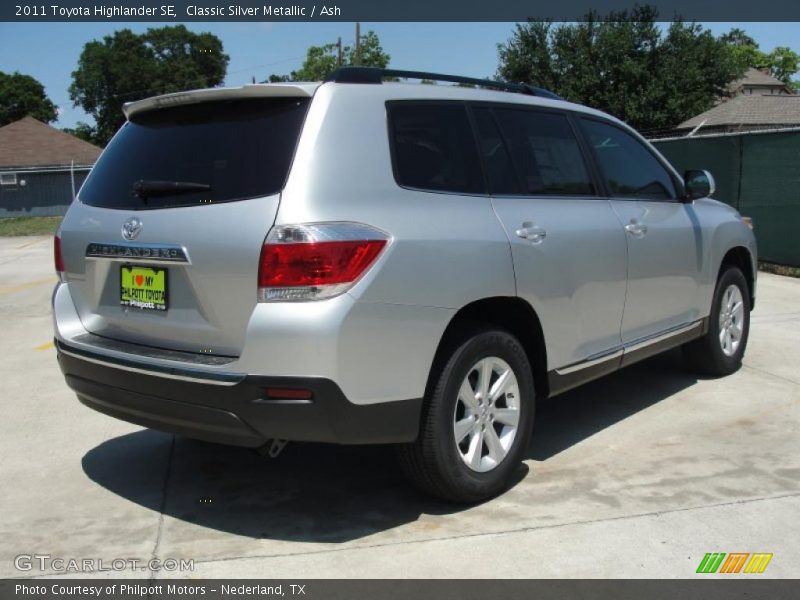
(579, 117, 703, 345)
(471, 105, 628, 376)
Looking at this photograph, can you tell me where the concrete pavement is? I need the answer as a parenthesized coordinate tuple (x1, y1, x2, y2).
(0, 235, 798, 579)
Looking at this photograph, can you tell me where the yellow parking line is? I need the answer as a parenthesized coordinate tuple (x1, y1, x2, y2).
(0, 277, 56, 296)
(34, 341, 54, 351)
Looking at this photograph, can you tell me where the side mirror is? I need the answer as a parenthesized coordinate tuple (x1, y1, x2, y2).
(683, 169, 716, 201)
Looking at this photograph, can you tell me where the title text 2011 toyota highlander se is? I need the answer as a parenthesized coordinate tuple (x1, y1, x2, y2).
(53, 68, 756, 501)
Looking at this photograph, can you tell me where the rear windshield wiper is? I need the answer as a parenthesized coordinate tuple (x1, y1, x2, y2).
(132, 180, 212, 202)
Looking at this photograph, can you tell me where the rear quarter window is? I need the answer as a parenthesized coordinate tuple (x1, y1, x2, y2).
(387, 102, 484, 195)
(79, 97, 310, 210)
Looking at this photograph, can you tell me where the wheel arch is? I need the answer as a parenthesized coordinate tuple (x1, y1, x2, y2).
(426, 296, 549, 401)
(719, 246, 755, 310)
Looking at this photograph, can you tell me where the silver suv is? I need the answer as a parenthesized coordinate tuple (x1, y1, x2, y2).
(54, 68, 757, 502)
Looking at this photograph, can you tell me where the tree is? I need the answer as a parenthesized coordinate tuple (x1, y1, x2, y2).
(0, 71, 58, 126)
(351, 31, 390, 70)
(656, 21, 745, 127)
(765, 47, 800, 84)
(719, 28, 800, 84)
(720, 28, 769, 74)
(61, 122, 97, 145)
(69, 25, 229, 145)
(496, 7, 744, 132)
(496, 21, 556, 91)
(268, 30, 390, 82)
(718, 28, 756, 48)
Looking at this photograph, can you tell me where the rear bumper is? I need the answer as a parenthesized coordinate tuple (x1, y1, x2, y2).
(57, 340, 422, 447)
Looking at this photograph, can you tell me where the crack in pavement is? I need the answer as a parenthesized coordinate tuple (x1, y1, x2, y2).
(162, 491, 800, 572)
(148, 435, 176, 589)
(742, 363, 800, 387)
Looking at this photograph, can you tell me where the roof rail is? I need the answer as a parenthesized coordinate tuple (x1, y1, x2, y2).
(324, 67, 562, 100)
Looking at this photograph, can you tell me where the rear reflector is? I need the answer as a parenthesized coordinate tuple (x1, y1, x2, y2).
(265, 387, 313, 400)
(54, 235, 64, 275)
(258, 223, 389, 302)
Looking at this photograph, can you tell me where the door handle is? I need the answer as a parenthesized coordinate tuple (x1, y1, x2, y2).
(624, 220, 648, 238)
(515, 222, 547, 243)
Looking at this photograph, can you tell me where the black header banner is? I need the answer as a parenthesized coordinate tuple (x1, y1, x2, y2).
(3, 0, 800, 22)
(1, 579, 799, 600)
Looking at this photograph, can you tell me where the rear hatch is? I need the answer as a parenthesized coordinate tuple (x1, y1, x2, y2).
(59, 86, 314, 356)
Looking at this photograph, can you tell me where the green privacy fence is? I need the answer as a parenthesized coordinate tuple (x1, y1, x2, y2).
(653, 129, 800, 267)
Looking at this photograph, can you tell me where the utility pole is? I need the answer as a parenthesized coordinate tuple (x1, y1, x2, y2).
(354, 22, 361, 66)
(336, 36, 342, 67)
(70, 160, 76, 201)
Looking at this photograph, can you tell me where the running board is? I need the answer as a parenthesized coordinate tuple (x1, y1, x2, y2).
(547, 319, 707, 397)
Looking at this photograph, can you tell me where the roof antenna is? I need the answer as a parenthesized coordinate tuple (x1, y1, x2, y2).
(687, 119, 707, 137)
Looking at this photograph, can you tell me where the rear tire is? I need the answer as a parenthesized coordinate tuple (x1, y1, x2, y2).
(396, 329, 535, 503)
(683, 265, 750, 376)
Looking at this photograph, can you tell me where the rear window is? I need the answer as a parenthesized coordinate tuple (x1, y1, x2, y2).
(491, 108, 595, 197)
(387, 102, 484, 194)
(471, 107, 520, 195)
(79, 97, 310, 210)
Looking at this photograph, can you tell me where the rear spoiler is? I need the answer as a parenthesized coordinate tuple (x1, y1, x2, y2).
(123, 83, 320, 119)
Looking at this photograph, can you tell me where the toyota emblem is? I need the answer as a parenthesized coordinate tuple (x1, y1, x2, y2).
(122, 217, 143, 241)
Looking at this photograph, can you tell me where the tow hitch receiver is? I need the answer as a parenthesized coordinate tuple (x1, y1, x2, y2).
(257, 439, 288, 458)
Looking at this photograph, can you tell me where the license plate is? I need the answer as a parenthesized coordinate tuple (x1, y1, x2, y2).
(120, 266, 168, 312)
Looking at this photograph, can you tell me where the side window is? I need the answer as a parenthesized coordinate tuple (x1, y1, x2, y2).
(387, 102, 484, 194)
(471, 107, 520, 195)
(581, 118, 677, 200)
(0, 173, 18, 186)
(492, 108, 595, 196)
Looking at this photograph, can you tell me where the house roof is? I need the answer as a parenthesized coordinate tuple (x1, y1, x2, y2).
(734, 67, 788, 89)
(678, 94, 800, 130)
(0, 116, 102, 169)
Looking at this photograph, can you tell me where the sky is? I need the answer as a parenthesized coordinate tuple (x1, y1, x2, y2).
(1, 21, 799, 129)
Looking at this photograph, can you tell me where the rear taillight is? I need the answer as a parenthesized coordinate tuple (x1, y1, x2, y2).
(258, 223, 389, 302)
(54, 234, 65, 276)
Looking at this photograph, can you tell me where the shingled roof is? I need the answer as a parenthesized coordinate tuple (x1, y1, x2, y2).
(733, 67, 789, 90)
(0, 116, 102, 169)
(678, 94, 800, 130)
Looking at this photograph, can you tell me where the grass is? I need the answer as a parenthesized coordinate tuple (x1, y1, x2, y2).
(759, 262, 800, 279)
(0, 216, 61, 237)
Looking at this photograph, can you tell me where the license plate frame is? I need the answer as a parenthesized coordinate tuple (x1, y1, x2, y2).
(120, 265, 168, 312)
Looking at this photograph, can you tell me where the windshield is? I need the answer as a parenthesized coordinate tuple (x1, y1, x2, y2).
(79, 97, 310, 210)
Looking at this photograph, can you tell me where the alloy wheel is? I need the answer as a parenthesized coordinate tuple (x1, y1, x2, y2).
(453, 356, 521, 473)
(718, 284, 745, 357)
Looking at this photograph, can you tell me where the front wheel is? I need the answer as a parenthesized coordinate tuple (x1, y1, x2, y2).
(396, 329, 535, 503)
(683, 266, 751, 376)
